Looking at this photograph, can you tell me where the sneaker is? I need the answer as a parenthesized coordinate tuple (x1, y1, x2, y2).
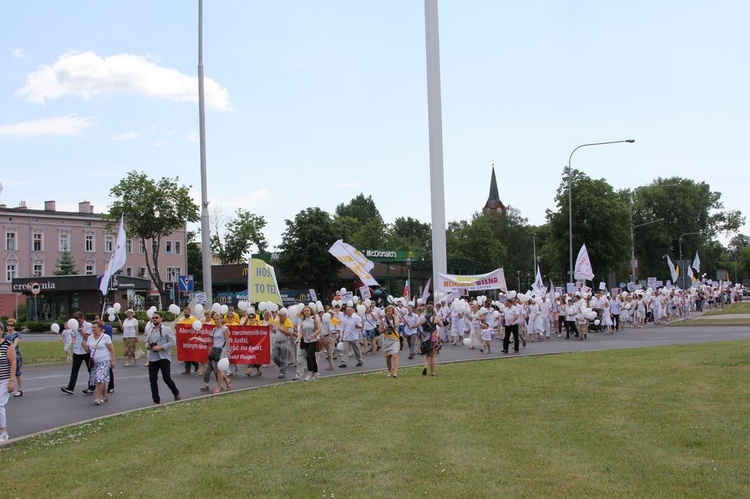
(107, 388, 115, 394)
(174, 394, 182, 401)
(82, 389, 94, 395)
(0, 431, 8, 441)
(304, 375, 312, 382)
(277, 374, 286, 378)
(356, 361, 363, 367)
(60, 386, 74, 395)
(200, 386, 211, 392)
(339, 364, 347, 368)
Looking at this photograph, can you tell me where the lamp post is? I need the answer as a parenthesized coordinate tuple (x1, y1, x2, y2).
(567, 139, 634, 284)
(631, 218, 665, 284)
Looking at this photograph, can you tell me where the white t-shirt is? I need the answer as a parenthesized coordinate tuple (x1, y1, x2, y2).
(87, 333, 112, 363)
(122, 317, 139, 338)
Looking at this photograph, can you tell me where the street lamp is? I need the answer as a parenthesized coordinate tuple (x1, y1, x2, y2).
(568, 139, 635, 284)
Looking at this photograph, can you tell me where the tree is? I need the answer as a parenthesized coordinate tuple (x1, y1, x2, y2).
(545, 169, 631, 283)
(277, 208, 341, 296)
(333, 194, 387, 250)
(630, 178, 745, 281)
(211, 208, 268, 264)
(186, 230, 203, 291)
(53, 251, 78, 275)
(108, 171, 199, 307)
(384, 217, 432, 259)
(446, 214, 507, 271)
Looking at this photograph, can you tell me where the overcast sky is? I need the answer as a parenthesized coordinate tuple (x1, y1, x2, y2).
(2, 1, 748, 249)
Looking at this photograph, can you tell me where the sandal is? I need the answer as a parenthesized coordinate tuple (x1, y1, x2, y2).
(213, 387, 222, 394)
(94, 399, 102, 406)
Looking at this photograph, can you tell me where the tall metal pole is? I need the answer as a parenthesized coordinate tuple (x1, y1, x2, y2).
(567, 139, 634, 284)
(424, 0, 447, 289)
(198, 0, 212, 304)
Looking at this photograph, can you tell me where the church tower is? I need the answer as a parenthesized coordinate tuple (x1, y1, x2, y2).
(483, 164, 505, 213)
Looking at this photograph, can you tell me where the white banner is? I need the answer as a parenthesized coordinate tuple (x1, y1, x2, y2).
(329, 239, 379, 287)
(436, 268, 507, 292)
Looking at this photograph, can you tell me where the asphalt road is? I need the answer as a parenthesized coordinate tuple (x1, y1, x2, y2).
(6, 323, 750, 442)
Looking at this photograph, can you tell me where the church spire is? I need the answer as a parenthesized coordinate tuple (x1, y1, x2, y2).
(483, 162, 505, 213)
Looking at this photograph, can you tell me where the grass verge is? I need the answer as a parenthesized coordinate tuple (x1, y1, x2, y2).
(2, 342, 750, 498)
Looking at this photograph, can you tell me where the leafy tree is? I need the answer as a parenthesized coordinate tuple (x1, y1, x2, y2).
(211, 208, 267, 264)
(277, 207, 341, 296)
(186, 230, 203, 290)
(108, 171, 199, 306)
(53, 251, 78, 275)
(335, 194, 382, 224)
(483, 206, 538, 282)
(446, 214, 506, 271)
(544, 169, 630, 283)
(384, 217, 432, 259)
(630, 178, 745, 280)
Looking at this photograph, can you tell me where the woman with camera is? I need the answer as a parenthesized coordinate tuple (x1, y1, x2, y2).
(419, 304, 443, 376)
(84, 320, 115, 405)
(379, 305, 401, 378)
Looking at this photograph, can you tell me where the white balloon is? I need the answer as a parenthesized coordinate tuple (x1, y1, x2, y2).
(364, 299, 371, 307)
(169, 304, 180, 315)
(106, 307, 115, 315)
(51, 323, 60, 334)
(238, 301, 248, 311)
(316, 302, 325, 312)
(192, 320, 203, 331)
(352, 296, 360, 304)
(220, 304, 229, 315)
(67, 318, 79, 331)
(356, 304, 366, 315)
(508, 291, 517, 299)
(147, 309, 155, 319)
(479, 307, 488, 315)
(113, 303, 122, 312)
(269, 303, 279, 312)
(258, 301, 267, 311)
(212, 303, 221, 313)
(322, 312, 331, 323)
(149, 306, 157, 312)
(217, 357, 230, 372)
(336, 341, 344, 351)
(108, 314, 116, 321)
(463, 338, 471, 346)
(347, 300, 354, 307)
(340, 287, 347, 294)
(247, 306, 255, 315)
(194, 304, 204, 316)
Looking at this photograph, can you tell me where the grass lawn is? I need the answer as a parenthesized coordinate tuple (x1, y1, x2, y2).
(2, 342, 750, 498)
(10, 337, 135, 365)
(702, 302, 750, 316)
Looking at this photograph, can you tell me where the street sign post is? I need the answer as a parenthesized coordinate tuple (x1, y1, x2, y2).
(178, 275, 194, 292)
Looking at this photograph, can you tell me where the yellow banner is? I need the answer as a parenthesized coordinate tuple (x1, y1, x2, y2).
(248, 258, 283, 305)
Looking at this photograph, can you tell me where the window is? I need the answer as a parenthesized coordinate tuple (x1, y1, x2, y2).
(6, 262, 17, 282)
(105, 235, 114, 253)
(85, 233, 95, 252)
(165, 240, 173, 254)
(174, 241, 182, 255)
(85, 264, 95, 275)
(5, 230, 17, 251)
(139, 240, 145, 254)
(59, 232, 70, 252)
(126, 238, 133, 254)
(138, 267, 146, 278)
(166, 267, 181, 282)
(33, 262, 43, 277)
(125, 267, 133, 277)
(33, 232, 44, 252)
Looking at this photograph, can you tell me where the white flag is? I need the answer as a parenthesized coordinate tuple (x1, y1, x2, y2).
(420, 278, 431, 304)
(574, 244, 594, 281)
(99, 215, 127, 295)
(532, 266, 543, 292)
(666, 255, 680, 283)
(692, 251, 701, 273)
(329, 239, 379, 286)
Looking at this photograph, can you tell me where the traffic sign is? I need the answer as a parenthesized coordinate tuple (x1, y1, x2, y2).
(178, 275, 194, 292)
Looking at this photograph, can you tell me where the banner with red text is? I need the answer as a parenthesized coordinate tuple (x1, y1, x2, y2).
(436, 268, 507, 293)
(176, 324, 271, 365)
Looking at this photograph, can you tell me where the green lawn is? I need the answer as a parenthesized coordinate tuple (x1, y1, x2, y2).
(2, 341, 750, 498)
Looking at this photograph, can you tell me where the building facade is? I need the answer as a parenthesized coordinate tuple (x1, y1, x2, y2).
(0, 200, 187, 318)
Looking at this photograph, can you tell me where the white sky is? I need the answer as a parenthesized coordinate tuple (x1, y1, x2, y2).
(2, 1, 748, 249)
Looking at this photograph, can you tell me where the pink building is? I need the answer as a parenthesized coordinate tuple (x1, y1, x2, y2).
(1, 200, 187, 318)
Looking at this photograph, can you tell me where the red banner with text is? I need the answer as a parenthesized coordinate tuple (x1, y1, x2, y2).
(176, 324, 271, 365)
